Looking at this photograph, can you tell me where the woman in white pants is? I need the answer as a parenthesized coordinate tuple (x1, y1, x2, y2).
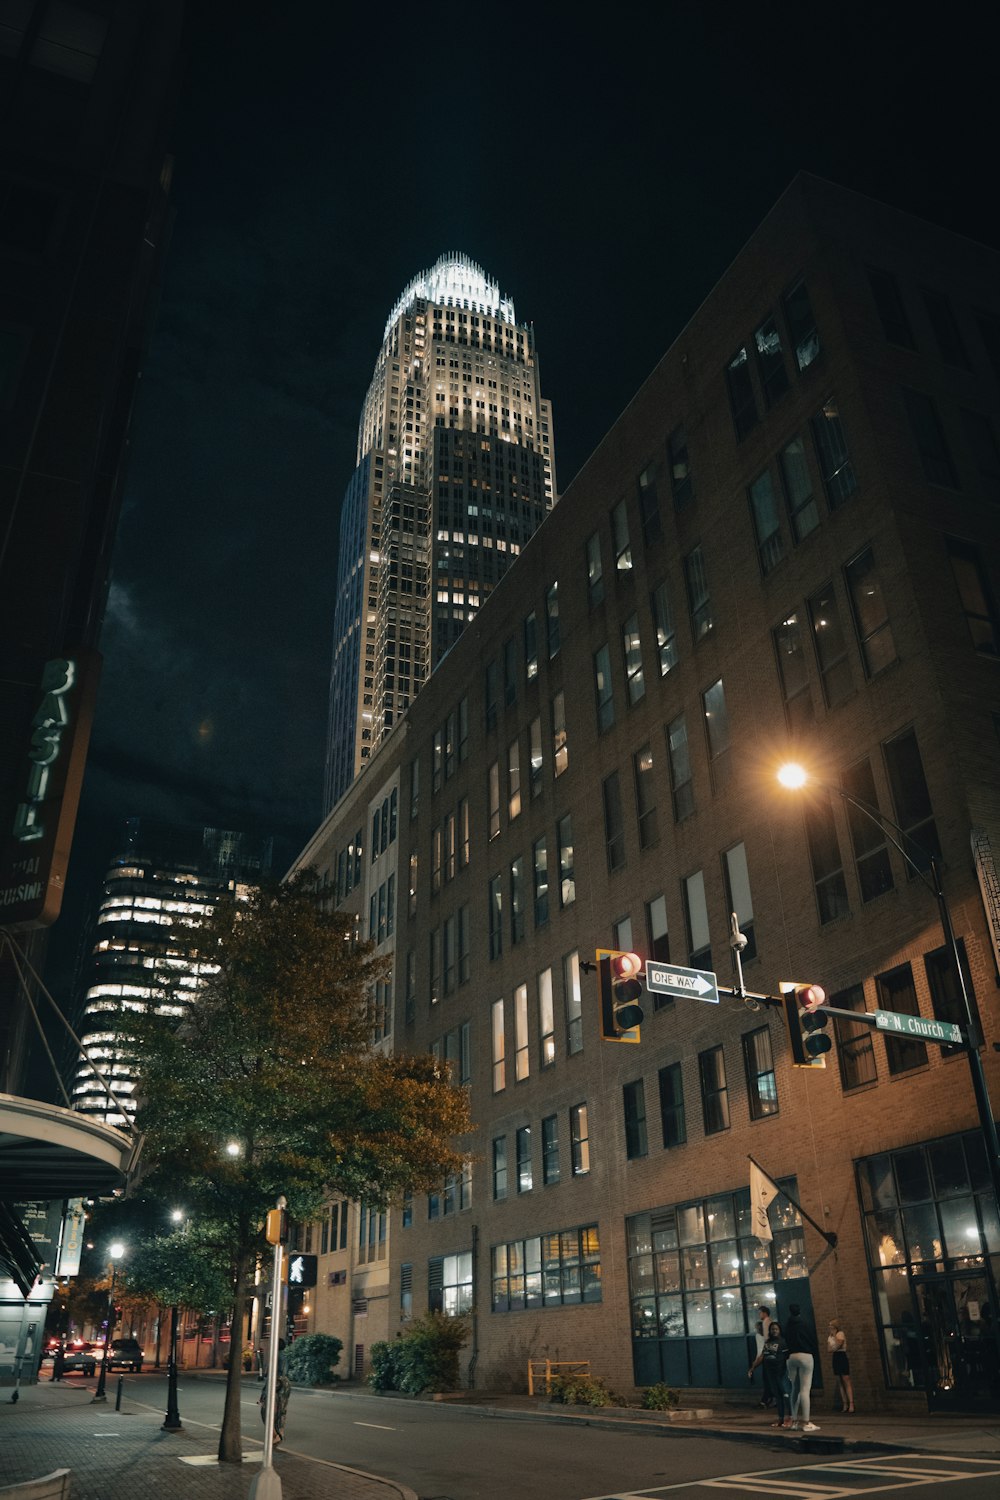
(784, 1302, 820, 1431)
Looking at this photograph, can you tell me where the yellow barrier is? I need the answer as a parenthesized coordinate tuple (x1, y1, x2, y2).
(527, 1358, 590, 1395)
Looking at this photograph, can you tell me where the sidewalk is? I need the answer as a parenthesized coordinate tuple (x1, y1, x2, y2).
(0, 1379, 417, 1500)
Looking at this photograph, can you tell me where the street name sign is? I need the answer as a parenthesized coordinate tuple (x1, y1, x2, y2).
(645, 962, 719, 1004)
(874, 1009, 963, 1046)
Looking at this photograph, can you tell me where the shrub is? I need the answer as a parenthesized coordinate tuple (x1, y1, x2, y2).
(549, 1372, 618, 1407)
(396, 1313, 469, 1394)
(641, 1382, 679, 1411)
(368, 1340, 405, 1392)
(284, 1333, 343, 1386)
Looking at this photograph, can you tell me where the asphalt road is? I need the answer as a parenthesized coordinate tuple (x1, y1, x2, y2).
(117, 1376, 1000, 1500)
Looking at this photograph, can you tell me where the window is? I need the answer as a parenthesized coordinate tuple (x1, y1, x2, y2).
(633, 744, 659, 849)
(876, 964, 927, 1074)
(491, 998, 505, 1092)
(612, 499, 632, 571)
(603, 772, 625, 873)
(429, 927, 441, 1007)
(723, 842, 756, 960)
(658, 1063, 686, 1148)
(458, 797, 470, 868)
(868, 266, 915, 348)
(646, 895, 670, 965)
(533, 837, 549, 927)
(808, 582, 853, 706)
(779, 435, 819, 542)
(841, 759, 894, 901)
(702, 679, 731, 788)
(558, 815, 575, 907)
(754, 315, 789, 408)
(488, 874, 503, 959)
(542, 1115, 560, 1185)
(444, 810, 456, 882)
(409, 757, 419, 818)
(667, 425, 693, 508)
(622, 614, 645, 703)
(493, 1137, 508, 1200)
(516, 1127, 533, 1192)
(510, 859, 525, 945)
(488, 761, 500, 840)
(503, 636, 518, 707)
(832, 984, 878, 1091)
(514, 983, 529, 1081)
(507, 739, 521, 819)
(684, 545, 712, 640)
(570, 1104, 590, 1175)
(845, 547, 897, 676)
(564, 950, 583, 1054)
(538, 968, 555, 1066)
(432, 729, 444, 793)
(623, 1080, 648, 1159)
(960, 409, 1000, 504)
(637, 461, 662, 546)
(458, 697, 469, 762)
(683, 870, 711, 971)
(400, 1264, 412, 1320)
(552, 690, 568, 776)
(902, 388, 958, 487)
(408, 852, 418, 917)
(947, 538, 999, 654)
(613, 913, 633, 951)
(743, 1027, 777, 1119)
(811, 399, 858, 507)
(883, 728, 940, 867)
(458, 904, 470, 983)
(748, 468, 784, 574)
(650, 580, 677, 675)
(782, 278, 821, 371)
(773, 611, 813, 732)
(925, 941, 976, 1056)
(546, 582, 560, 657)
(442, 914, 456, 993)
(527, 717, 543, 799)
(699, 1047, 730, 1134)
(726, 345, 758, 440)
(430, 1251, 472, 1316)
(921, 287, 969, 369)
(586, 530, 604, 605)
(593, 643, 615, 734)
(804, 794, 850, 923)
(485, 659, 498, 732)
(492, 1225, 601, 1311)
(667, 713, 694, 822)
(524, 611, 538, 681)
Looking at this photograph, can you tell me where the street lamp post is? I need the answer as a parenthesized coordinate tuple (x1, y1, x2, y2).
(162, 1207, 184, 1432)
(91, 1242, 124, 1403)
(777, 763, 1000, 1217)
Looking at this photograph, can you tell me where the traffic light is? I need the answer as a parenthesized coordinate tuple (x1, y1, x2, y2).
(265, 1207, 288, 1245)
(780, 981, 831, 1068)
(597, 949, 644, 1043)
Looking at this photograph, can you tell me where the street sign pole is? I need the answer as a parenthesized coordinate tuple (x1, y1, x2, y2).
(249, 1196, 286, 1500)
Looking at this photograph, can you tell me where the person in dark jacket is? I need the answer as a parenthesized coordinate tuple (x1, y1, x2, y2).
(748, 1320, 791, 1426)
(785, 1302, 820, 1430)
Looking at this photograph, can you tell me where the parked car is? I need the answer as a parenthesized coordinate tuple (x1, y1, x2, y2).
(62, 1341, 104, 1376)
(106, 1338, 143, 1372)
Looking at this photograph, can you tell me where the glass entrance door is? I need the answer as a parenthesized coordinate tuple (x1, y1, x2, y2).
(913, 1274, 999, 1413)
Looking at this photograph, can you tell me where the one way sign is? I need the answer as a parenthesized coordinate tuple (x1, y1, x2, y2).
(645, 961, 719, 1004)
(288, 1253, 317, 1287)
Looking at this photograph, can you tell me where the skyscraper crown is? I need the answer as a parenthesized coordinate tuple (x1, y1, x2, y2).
(383, 252, 516, 340)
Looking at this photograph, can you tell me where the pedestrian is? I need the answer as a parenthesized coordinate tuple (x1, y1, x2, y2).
(828, 1320, 854, 1413)
(259, 1338, 291, 1445)
(748, 1320, 791, 1427)
(785, 1302, 820, 1431)
(752, 1304, 774, 1408)
(50, 1342, 65, 1382)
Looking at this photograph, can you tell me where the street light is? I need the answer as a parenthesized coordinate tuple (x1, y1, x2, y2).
(777, 762, 1000, 1216)
(163, 1209, 185, 1433)
(92, 1242, 124, 1403)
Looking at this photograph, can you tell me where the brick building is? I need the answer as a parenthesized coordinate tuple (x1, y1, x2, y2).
(291, 174, 1000, 1413)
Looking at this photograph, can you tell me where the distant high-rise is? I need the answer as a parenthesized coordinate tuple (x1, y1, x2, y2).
(323, 253, 557, 813)
(71, 820, 272, 1127)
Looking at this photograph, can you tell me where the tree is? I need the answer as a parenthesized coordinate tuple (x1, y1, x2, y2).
(118, 872, 470, 1461)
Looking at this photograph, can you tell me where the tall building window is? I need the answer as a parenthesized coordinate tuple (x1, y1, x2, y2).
(546, 582, 560, 658)
(658, 1062, 686, 1148)
(780, 435, 819, 541)
(488, 761, 500, 840)
(529, 718, 543, 798)
(876, 963, 927, 1075)
(804, 794, 850, 923)
(514, 982, 529, 1081)
(811, 398, 858, 507)
(564, 950, 583, 1054)
(431, 824, 443, 895)
(507, 739, 521, 820)
(683, 870, 711, 970)
(458, 697, 469, 762)
(510, 858, 525, 945)
(867, 266, 916, 348)
(684, 545, 712, 641)
(699, 1046, 730, 1134)
(726, 345, 758, 440)
(516, 1126, 533, 1193)
(533, 837, 549, 927)
(613, 914, 633, 952)
(542, 1114, 560, 1185)
(742, 1027, 777, 1119)
(524, 611, 538, 681)
(429, 927, 441, 1007)
(667, 424, 693, 508)
(883, 728, 940, 866)
(773, 611, 813, 732)
(667, 713, 694, 822)
(444, 810, 456, 882)
(622, 614, 645, 704)
(633, 744, 659, 849)
(485, 658, 498, 732)
(753, 315, 789, 408)
(538, 967, 555, 1067)
(409, 756, 419, 819)
(808, 582, 853, 706)
(781, 278, 821, 370)
(723, 842, 755, 959)
(841, 759, 894, 901)
(594, 643, 614, 731)
(491, 997, 505, 1092)
(558, 814, 575, 907)
(612, 498, 632, 571)
(431, 1251, 472, 1316)
(845, 547, 897, 676)
(458, 797, 470, 868)
(570, 1103, 590, 1175)
(831, 984, 877, 1091)
(458, 903, 470, 983)
(444, 714, 456, 781)
(401, 1263, 413, 1320)
(924, 940, 976, 1056)
(748, 468, 784, 574)
(586, 530, 604, 606)
(603, 772, 625, 874)
(623, 1080, 648, 1159)
(921, 287, 969, 369)
(442, 914, 455, 993)
(645, 895, 670, 965)
(637, 461, 662, 546)
(702, 679, 731, 787)
(493, 1136, 508, 1200)
(488, 874, 503, 959)
(552, 690, 568, 776)
(947, 538, 999, 654)
(408, 851, 418, 917)
(650, 580, 678, 675)
(902, 388, 958, 487)
(503, 636, 518, 707)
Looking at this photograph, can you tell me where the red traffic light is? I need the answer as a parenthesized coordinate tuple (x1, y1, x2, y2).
(797, 983, 827, 1013)
(612, 952, 643, 981)
(597, 949, 645, 1042)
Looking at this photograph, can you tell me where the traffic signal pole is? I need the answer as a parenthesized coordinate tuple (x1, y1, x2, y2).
(249, 1195, 286, 1500)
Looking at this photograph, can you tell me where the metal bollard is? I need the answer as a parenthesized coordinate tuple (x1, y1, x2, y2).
(115, 1375, 124, 1411)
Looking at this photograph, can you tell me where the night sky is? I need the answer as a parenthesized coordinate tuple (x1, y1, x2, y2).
(48, 2, 995, 1015)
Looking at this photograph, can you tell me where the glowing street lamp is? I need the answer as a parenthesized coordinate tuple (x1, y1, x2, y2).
(163, 1210, 186, 1432)
(92, 1242, 125, 1402)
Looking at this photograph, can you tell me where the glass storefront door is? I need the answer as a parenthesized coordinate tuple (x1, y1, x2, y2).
(912, 1273, 999, 1412)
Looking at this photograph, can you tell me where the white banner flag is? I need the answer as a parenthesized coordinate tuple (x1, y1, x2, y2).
(750, 1162, 779, 1242)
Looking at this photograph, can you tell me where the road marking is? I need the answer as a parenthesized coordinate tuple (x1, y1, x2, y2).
(583, 1454, 1000, 1500)
(354, 1420, 397, 1430)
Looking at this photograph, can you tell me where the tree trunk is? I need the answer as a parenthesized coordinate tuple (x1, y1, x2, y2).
(217, 1249, 252, 1463)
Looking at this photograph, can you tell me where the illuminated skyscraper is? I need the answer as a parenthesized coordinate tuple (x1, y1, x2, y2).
(323, 254, 557, 813)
